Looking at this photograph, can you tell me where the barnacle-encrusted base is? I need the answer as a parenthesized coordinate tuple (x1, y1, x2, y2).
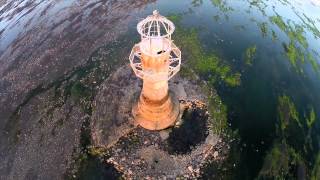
(132, 91, 180, 130)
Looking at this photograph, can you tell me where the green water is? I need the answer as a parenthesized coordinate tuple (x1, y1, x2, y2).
(127, 0, 320, 179)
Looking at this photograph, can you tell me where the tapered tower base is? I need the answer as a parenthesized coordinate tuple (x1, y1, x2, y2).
(132, 91, 180, 130)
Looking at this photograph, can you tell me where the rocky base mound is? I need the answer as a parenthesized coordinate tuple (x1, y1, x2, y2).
(83, 65, 228, 179)
(105, 101, 219, 179)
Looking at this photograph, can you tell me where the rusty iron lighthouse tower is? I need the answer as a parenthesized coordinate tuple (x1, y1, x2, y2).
(129, 10, 181, 130)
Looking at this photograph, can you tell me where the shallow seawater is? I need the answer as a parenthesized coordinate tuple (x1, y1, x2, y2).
(137, 0, 320, 178)
(1, 0, 320, 179)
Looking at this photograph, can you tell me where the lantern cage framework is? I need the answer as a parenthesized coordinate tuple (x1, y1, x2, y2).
(129, 10, 181, 81)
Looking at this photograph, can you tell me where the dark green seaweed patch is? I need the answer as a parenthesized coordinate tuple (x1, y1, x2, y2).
(259, 95, 319, 179)
(270, 15, 319, 73)
(191, 0, 203, 7)
(271, 30, 278, 41)
(211, 0, 234, 13)
(244, 45, 257, 66)
(243, 2, 320, 74)
(277, 95, 301, 131)
(259, 22, 268, 37)
(168, 14, 241, 87)
(311, 153, 320, 180)
(258, 141, 304, 179)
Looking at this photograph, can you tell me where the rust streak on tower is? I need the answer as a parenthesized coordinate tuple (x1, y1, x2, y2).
(129, 10, 181, 130)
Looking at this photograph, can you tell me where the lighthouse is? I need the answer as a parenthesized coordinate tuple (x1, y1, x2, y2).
(129, 10, 181, 130)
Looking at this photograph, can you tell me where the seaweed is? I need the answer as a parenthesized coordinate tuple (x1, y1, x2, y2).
(168, 15, 241, 87)
(259, 22, 268, 37)
(311, 153, 320, 180)
(258, 142, 304, 179)
(259, 95, 319, 178)
(277, 95, 301, 132)
(244, 45, 257, 66)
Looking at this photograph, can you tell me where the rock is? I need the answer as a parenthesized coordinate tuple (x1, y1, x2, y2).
(175, 83, 187, 100)
(188, 166, 193, 172)
(205, 134, 219, 146)
(159, 130, 169, 140)
(213, 151, 219, 158)
(194, 168, 200, 174)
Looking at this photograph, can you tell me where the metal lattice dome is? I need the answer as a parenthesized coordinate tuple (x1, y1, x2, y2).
(129, 10, 181, 81)
(137, 10, 175, 39)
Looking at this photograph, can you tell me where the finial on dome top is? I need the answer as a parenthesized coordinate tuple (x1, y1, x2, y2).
(153, 10, 159, 16)
(136, 10, 175, 39)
